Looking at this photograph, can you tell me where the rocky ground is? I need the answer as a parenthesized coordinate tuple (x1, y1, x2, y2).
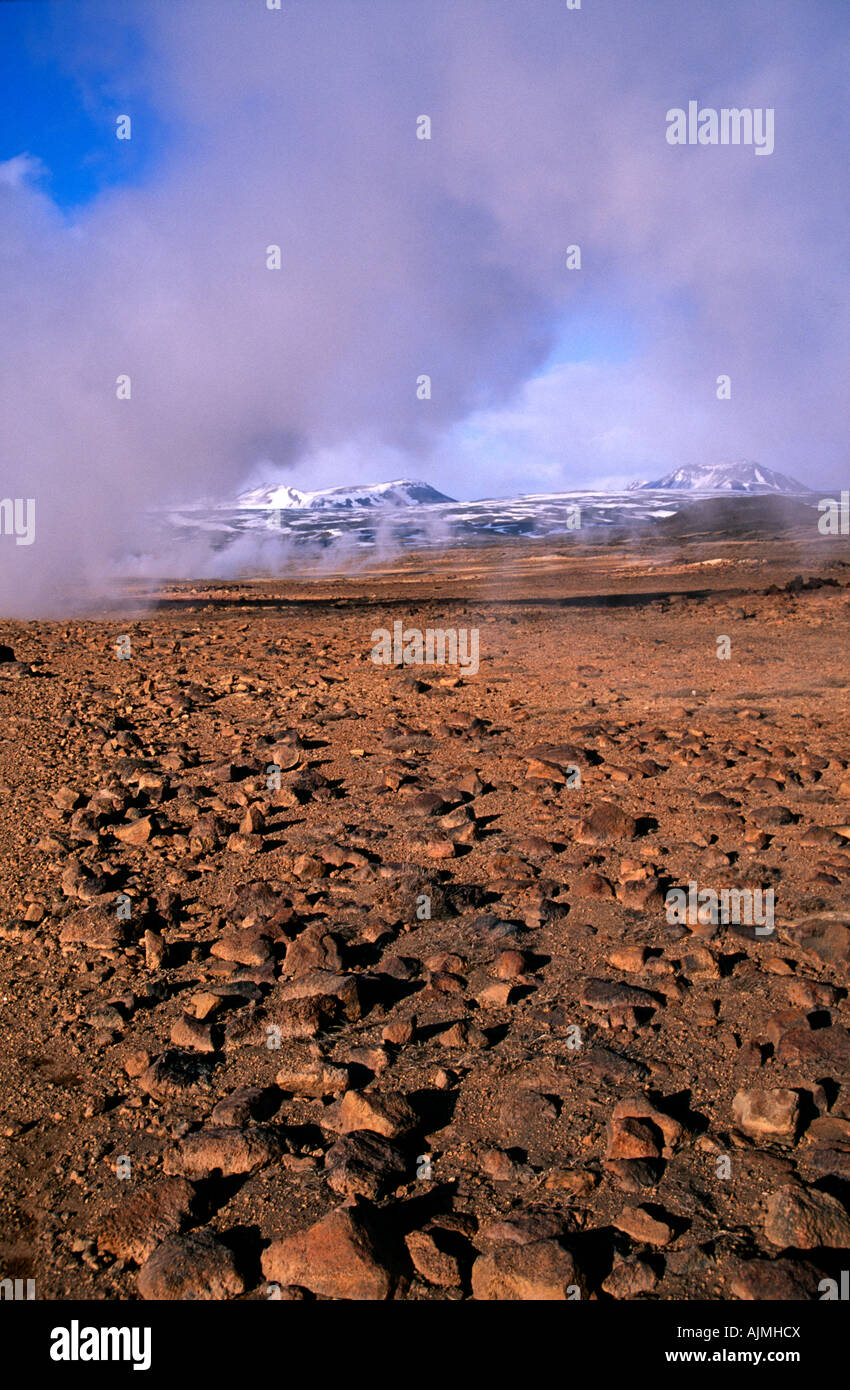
(2, 525, 850, 1301)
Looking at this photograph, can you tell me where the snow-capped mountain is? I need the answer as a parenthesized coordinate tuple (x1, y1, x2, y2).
(235, 478, 455, 510)
(630, 461, 811, 494)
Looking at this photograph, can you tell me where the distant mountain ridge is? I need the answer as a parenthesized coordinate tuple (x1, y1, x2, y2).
(161, 467, 826, 560)
(233, 464, 813, 512)
(629, 461, 811, 494)
(235, 478, 455, 510)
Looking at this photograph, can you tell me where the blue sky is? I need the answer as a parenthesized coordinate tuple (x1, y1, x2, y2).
(1, 0, 638, 377)
(0, 2, 166, 209)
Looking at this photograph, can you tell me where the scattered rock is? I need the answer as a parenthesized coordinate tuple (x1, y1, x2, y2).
(614, 1204, 675, 1247)
(59, 907, 128, 952)
(405, 1230, 462, 1287)
(732, 1088, 800, 1141)
(261, 1206, 398, 1300)
(576, 802, 638, 845)
(97, 1178, 196, 1265)
(471, 1239, 586, 1300)
(728, 1257, 822, 1300)
(332, 1088, 418, 1139)
(602, 1256, 659, 1297)
(324, 1131, 409, 1198)
(163, 1126, 283, 1179)
(137, 1230, 244, 1300)
(764, 1185, 850, 1249)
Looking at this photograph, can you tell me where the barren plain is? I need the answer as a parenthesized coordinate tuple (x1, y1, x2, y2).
(2, 515, 850, 1301)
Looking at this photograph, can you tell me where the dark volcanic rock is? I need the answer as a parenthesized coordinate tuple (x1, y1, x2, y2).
(324, 1131, 409, 1198)
(137, 1051, 214, 1103)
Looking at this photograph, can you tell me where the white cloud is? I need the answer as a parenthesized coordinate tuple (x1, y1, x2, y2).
(0, 153, 47, 188)
(0, 0, 846, 612)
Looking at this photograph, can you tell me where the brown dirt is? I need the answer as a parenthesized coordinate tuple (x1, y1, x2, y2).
(2, 530, 850, 1301)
